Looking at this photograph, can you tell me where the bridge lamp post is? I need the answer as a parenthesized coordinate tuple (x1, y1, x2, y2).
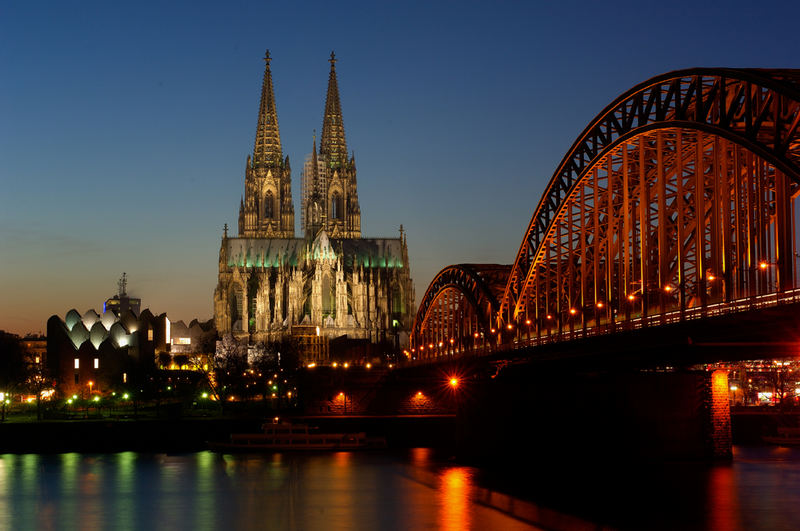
(595, 301, 604, 330)
(525, 319, 532, 342)
(730, 384, 738, 406)
(626, 293, 636, 322)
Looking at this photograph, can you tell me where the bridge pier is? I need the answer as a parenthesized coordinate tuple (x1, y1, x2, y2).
(456, 365, 731, 465)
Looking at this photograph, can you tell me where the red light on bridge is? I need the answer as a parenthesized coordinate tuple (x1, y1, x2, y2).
(490, 328, 496, 333)
(707, 274, 716, 281)
(596, 301, 604, 308)
(473, 332, 479, 338)
(627, 294, 636, 301)
(525, 319, 531, 325)
(546, 314, 552, 320)
(449, 338, 454, 344)
(506, 324, 513, 330)
(759, 261, 769, 270)
(429, 343, 434, 349)
(664, 285, 673, 292)
(569, 308, 577, 315)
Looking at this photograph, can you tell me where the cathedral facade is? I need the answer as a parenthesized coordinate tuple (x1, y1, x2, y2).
(214, 52, 414, 356)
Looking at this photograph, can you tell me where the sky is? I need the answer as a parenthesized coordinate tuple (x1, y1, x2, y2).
(2, 0, 800, 335)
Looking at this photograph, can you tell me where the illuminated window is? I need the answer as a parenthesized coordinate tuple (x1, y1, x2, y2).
(94, 358, 99, 369)
(34, 356, 40, 364)
(176, 337, 191, 345)
(74, 358, 80, 369)
(148, 328, 153, 341)
(123, 372, 127, 383)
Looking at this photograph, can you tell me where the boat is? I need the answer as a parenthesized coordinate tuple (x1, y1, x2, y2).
(208, 421, 384, 452)
(763, 427, 800, 446)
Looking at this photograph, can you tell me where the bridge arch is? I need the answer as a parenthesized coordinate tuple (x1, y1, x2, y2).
(413, 69, 800, 354)
(500, 68, 800, 331)
(411, 264, 509, 358)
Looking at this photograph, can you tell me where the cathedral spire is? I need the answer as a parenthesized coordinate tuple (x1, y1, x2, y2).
(253, 49, 282, 167)
(319, 51, 347, 167)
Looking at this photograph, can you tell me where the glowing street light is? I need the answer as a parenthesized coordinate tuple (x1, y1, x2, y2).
(449, 377, 459, 388)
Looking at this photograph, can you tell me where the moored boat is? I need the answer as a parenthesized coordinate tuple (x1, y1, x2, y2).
(208, 421, 384, 452)
(763, 427, 800, 446)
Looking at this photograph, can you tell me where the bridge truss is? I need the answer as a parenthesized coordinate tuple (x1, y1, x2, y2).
(412, 69, 800, 359)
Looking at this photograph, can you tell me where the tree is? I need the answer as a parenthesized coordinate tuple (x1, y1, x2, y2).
(0, 331, 27, 420)
(250, 342, 277, 402)
(190, 334, 249, 409)
(25, 357, 52, 421)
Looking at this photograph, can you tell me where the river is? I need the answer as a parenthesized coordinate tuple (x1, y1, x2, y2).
(1, 446, 800, 530)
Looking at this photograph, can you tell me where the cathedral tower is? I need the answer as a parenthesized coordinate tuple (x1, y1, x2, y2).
(239, 50, 294, 238)
(302, 52, 361, 239)
(216, 51, 414, 359)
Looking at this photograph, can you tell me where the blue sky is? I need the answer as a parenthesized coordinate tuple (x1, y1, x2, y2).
(2, 0, 799, 334)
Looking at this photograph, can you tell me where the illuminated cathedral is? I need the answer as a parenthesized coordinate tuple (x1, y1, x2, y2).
(213, 51, 414, 359)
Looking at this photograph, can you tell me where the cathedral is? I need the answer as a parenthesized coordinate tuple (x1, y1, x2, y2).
(213, 51, 415, 360)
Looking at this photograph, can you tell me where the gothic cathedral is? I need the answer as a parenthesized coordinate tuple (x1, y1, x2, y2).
(214, 52, 415, 359)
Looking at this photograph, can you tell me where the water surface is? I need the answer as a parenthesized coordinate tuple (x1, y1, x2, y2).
(2, 446, 800, 530)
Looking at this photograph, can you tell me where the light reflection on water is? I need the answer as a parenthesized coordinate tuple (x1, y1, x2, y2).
(0, 449, 538, 530)
(1, 446, 799, 530)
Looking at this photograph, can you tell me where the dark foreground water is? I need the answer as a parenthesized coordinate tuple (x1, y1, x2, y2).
(1, 446, 800, 530)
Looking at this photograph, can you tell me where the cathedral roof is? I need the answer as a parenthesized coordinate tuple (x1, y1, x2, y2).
(225, 237, 406, 268)
(310, 230, 335, 260)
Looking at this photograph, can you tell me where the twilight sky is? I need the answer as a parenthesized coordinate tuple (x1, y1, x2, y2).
(2, 0, 799, 335)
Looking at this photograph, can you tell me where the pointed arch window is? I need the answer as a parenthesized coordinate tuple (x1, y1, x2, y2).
(264, 191, 275, 219)
(331, 192, 343, 220)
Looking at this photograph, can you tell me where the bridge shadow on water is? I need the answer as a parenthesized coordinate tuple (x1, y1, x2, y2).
(465, 444, 800, 530)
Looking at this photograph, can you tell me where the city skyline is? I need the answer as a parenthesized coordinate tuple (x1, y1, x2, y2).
(3, 0, 800, 335)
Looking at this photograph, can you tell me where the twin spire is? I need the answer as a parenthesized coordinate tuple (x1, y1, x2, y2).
(320, 52, 348, 167)
(253, 50, 348, 166)
(253, 50, 282, 167)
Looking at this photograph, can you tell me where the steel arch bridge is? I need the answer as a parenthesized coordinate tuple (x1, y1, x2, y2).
(411, 68, 800, 360)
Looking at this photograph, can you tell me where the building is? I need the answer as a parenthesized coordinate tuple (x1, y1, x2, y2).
(46, 280, 214, 396)
(214, 51, 414, 361)
(103, 273, 141, 316)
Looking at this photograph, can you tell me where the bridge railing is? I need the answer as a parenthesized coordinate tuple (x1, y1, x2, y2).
(404, 288, 800, 367)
